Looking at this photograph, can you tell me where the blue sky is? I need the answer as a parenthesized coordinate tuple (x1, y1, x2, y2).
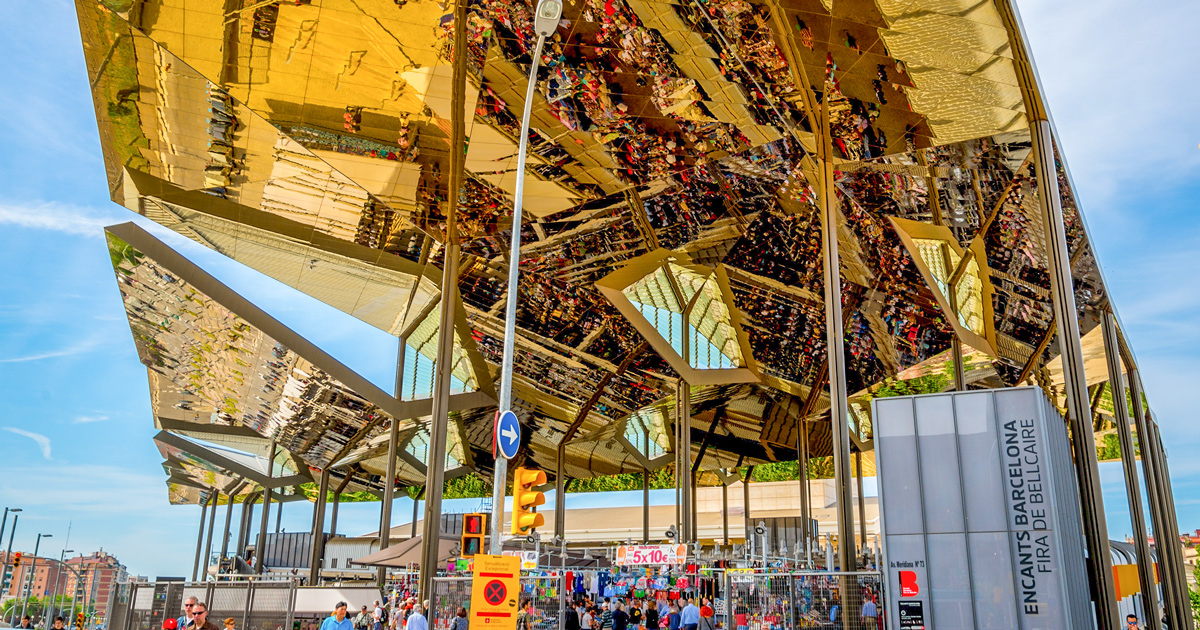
(0, 0, 1197, 578)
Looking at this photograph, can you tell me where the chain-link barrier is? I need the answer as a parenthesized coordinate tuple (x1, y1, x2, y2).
(428, 577, 565, 630)
(109, 582, 296, 630)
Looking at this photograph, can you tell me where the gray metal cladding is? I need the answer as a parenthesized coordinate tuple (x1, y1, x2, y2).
(874, 387, 1092, 630)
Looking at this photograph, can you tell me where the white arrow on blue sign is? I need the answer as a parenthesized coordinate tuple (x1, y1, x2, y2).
(495, 410, 521, 460)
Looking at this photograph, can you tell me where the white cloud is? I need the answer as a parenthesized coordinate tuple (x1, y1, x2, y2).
(2, 427, 52, 460)
(73, 415, 109, 424)
(0, 200, 127, 238)
(0, 337, 98, 363)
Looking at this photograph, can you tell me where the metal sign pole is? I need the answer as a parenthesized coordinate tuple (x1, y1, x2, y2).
(490, 0, 562, 553)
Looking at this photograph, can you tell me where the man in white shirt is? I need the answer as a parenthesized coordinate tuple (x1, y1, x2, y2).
(373, 601, 383, 630)
(406, 605, 428, 630)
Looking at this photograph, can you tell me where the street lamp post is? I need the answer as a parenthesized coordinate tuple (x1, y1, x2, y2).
(48, 550, 72, 622)
(487, 0, 564, 555)
(1, 510, 20, 611)
(20, 533, 51, 624)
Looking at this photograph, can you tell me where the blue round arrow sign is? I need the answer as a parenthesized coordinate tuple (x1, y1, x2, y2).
(495, 410, 521, 459)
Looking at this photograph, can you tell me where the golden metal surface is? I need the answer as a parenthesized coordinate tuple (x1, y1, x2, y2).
(75, 0, 1118, 502)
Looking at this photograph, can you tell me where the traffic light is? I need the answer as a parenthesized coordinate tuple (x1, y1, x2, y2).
(510, 467, 546, 535)
(12, 552, 21, 569)
(460, 513, 486, 557)
(76, 612, 85, 630)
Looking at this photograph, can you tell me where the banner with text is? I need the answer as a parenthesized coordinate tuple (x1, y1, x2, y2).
(614, 544, 688, 566)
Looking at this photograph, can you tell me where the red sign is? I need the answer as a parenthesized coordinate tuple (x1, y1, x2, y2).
(483, 580, 507, 606)
(900, 570, 920, 597)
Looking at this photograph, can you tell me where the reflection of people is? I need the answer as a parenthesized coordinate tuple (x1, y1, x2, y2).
(1125, 615, 1142, 630)
(224, 618, 237, 630)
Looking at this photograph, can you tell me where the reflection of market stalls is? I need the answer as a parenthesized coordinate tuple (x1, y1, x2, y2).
(74, 0, 1190, 625)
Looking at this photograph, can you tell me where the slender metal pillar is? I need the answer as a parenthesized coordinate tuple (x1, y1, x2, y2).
(855, 453, 867, 550)
(275, 499, 283, 534)
(742, 467, 753, 546)
(996, 2, 1117, 623)
(421, 0, 466, 590)
(643, 470, 650, 543)
(256, 440, 276, 574)
(691, 470, 698, 543)
(798, 419, 810, 556)
(237, 492, 255, 560)
(721, 480, 729, 545)
(1026, 117, 1119, 628)
(201, 491, 219, 580)
(309, 468, 330, 585)
(555, 445, 567, 539)
(1128, 367, 1186, 630)
(329, 474, 352, 539)
(1152, 424, 1194, 630)
(379, 418, 400, 586)
(817, 98, 857, 574)
(489, 10, 554, 557)
(1101, 314, 1159, 622)
(411, 488, 421, 539)
(219, 491, 235, 579)
(678, 382, 693, 544)
(192, 493, 210, 581)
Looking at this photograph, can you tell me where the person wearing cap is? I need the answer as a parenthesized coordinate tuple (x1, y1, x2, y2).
(321, 602, 355, 630)
(163, 619, 179, 630)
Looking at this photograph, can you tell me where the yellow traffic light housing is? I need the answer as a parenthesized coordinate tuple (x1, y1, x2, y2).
(76, 612, 85, 630)
(12, 552, 20, 569)
(461, 513, 486, 557)
(511, 467, 546, 535)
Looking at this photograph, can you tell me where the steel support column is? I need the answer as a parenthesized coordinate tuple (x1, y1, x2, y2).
(742, 467, 753, 546)
(202, 491, 219, 580)
(817, 98, 857, 574)
(1148, 420, 1191, 630)
(219, 490, 235, 579)
(1101, 314, 1159, 623)
(255, 440, 276, 574)
(420, 0, 466, 592)
(799, 419, 810, 558)
(997, 1, 1117, 623)
(643, 470, 650, 543)
(1026, 116, 1119, 628)
(555, 444, 567, 539)
(191, 493, 210, 582)
(379, 416, 400, 586)
(411, 488, 422, 539)
(855, 453, 867, 551)
(236, 492, 253, 560)
(309, 468, 330, 585)
(721, 479, 729, 545)
(329, 474, 352, 538)
(677, 382, 693, 543)
(1127, 368, 1187, 630)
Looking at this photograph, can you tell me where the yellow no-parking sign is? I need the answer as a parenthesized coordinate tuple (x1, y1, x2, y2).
(470, 555, 520, 630)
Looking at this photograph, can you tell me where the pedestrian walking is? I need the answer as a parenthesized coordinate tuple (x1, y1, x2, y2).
(405, 605, 427, 630)
(224, 617, 237, 630)
(320, 603, 355, 630)
(190, 603, 219, 630)
(680, 599, 699, 630)
(354, 607, 370, 630)
(450, 608, 468, 630)
(178, 596, 199, 629)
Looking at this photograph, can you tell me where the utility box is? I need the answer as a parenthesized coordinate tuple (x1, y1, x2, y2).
(873, 387, 1092, 630)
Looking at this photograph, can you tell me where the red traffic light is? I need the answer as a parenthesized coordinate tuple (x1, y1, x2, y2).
(464, 513, 484, 535)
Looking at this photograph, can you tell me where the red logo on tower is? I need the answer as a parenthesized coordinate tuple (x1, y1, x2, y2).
(900, 570, 920, 597)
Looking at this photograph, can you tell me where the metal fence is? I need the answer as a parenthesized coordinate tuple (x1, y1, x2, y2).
(726, 572, 885, 630)
(428, 576, 565, 630)
(107, 581, 297, 630)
